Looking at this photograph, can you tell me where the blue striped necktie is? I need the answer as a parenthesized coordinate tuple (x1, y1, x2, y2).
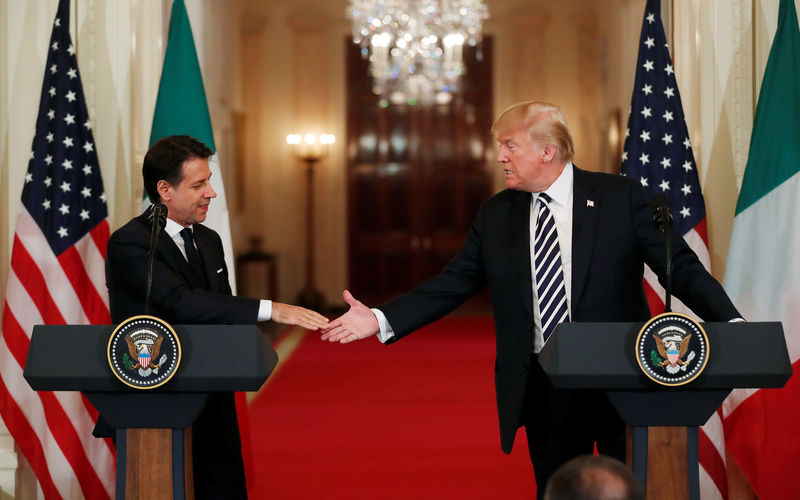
(533, 193, 570, 342)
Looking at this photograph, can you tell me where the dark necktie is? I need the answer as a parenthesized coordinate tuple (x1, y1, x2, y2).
(533, 193, 570, 342)
(180, 227, 208, 288)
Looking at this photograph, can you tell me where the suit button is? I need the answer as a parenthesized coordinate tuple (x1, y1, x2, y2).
(522, 360, 530, 371)
(527, 323, 533, 330)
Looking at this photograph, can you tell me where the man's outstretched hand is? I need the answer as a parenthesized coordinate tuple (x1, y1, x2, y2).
(320, 290, 379, 343)
(271, 302, 329, 330)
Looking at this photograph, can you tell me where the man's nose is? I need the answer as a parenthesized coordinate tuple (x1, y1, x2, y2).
(206, 185, 217, 199)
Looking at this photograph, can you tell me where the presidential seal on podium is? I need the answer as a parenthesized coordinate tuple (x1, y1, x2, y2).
(107, 315, 182, 389)
(635, 312, 709, 387)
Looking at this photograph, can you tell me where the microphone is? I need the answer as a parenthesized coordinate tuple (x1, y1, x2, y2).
(144, 203, 167, 315)
(148, 202, 168, 230)
(651, 194, 673, 239)
(651, 195, 673, 313)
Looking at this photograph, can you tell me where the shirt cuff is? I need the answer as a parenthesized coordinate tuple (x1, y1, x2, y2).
(258, 300, 272, 321)
(729, 317, 746, 322)
(371, 308, 395, 343)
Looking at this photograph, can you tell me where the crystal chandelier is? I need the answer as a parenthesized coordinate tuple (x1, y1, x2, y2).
(348, 0, 489, 104)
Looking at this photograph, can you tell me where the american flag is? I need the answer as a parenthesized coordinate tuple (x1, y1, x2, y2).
(0, 0, 115, 498)
(620, 0, 728, 498)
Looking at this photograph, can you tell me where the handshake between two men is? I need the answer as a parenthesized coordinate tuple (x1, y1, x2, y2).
(319, 290, 380, 344)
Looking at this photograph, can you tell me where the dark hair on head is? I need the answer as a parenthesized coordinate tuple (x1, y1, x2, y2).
(142, 135, 213, 203)
(543, 455, 645, 500)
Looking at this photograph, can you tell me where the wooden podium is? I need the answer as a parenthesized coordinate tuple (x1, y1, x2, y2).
(538, 321, 791, 500)
(24, 324, 278, 500)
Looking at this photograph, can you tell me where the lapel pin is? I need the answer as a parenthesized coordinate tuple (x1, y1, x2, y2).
(587, 199, 595, 207)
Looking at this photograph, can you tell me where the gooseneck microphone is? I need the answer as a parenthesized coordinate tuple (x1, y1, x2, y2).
(651, 195, 673, 312)
(145, 203, 167, 315)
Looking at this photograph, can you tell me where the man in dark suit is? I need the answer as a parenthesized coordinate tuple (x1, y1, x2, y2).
(320, 101, 741, 495)
(104, 135, 328, 499)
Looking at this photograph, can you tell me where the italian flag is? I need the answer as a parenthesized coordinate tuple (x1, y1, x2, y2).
(722, 0, 800, 498)
(148, 0, 252, 493)
(147, 0, 236, 293)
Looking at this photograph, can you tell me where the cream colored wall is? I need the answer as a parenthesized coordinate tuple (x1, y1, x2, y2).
(189, 0, 246, 256)
(673, 0, 751, 282)
(672, 0, 798, 282)
(238, 0, 349, 306)
(486, 1, 638, 182)
(602, 0, 649, 165)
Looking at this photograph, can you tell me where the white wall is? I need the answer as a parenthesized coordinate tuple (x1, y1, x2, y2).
(672, 0, 799, 279)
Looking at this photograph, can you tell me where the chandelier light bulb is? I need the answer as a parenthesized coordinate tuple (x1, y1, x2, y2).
(348, 0, 489, 105)
(371, 32, 392, 48)
(443, 33, 464, 48)
(286, 134, 301, 145)
(304, 134, 317, 145)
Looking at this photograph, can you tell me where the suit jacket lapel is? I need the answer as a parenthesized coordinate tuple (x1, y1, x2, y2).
(193, 226, 220, 292)
(138, 210, 207, 290)
(571, 167, 598, 310)
(510, 191, 534, 321)
(159, 229, 206, 289)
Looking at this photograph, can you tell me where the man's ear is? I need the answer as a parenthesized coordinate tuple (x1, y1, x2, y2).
(541, 143, 558, 163)
(156, 180, 171, 202)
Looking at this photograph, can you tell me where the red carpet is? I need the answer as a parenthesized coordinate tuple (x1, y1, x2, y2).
(248, 317, 535, 498)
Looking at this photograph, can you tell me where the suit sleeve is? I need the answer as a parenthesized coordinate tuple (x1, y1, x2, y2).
(628, 181, 741, 321)
(379, 204, 487, 341)
(106, 227, 259, 324)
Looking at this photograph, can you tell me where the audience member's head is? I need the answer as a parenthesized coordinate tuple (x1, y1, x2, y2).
(543, 455, 644, 500)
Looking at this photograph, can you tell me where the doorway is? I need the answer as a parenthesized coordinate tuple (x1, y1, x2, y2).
(346, 38, 494, 303)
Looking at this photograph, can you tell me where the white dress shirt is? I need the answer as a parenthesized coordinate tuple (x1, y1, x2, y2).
(164, 218, 272, 321)
(530, 163, 573, 353)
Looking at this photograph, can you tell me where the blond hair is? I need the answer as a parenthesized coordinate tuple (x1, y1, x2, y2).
(491, 101, 575, 163)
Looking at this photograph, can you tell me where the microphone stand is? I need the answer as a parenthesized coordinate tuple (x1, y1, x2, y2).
(654, 201, 673, 313)
(145, 204, 167, 315)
